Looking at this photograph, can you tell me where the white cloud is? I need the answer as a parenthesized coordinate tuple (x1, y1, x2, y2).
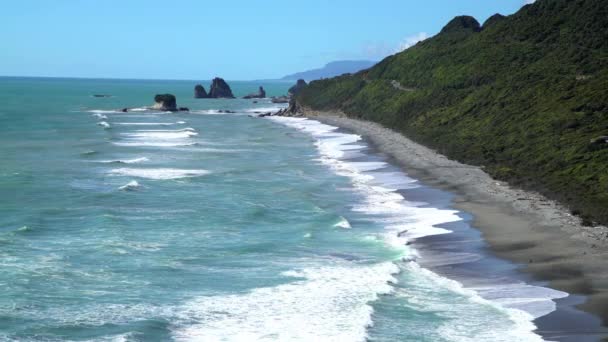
(524, 0, 536, 4)
(396, 32, 430, 53)
(360, 32, 430, 60)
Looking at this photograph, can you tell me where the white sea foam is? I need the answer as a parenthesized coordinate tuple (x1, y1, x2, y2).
(114, 122, 176, 126)
(109, 168, 210, 180)
(98, 121, 111, 129)
(121, 131, 198, 139)
(397, 263, 552, 342)
(269, 116, 567, 340)
(245, 106, 284, 113)
(97, 157, 149, 164)
(89, 109, 121, 114)
(92, 113, 108, 120)
(118, 180, 141, 191)
(334, 217, 352, 229)
(191, 109, 229, 115)
(112, 141, 198, 147)
(171, 262, 399, 342)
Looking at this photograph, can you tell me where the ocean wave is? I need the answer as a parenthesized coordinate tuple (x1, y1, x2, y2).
(333, 217, 352, 229)
(118, 180, 141, 191)
(108, 168, 210, 180)
(88, 109, 121, 114)
(97, 157, 149, 164)
(171, 262, 398, 342)
(97, 121, 111, 129)
(114, 122, 176, 126)
(120, 131, 198, 140)
(92, 113, 108, 120)
(112, 141, 199, 147)
(245, 106, 284, 113)
(394, 263, 566, 341)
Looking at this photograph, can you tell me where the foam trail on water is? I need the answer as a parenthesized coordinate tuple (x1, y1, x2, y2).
(96, 157, 149, 164)
(98, 121, 111, 129)
(119, 180, 141, 191)
(92, 113, 108, 120)
(114, 122, 176, 126)
(108, 168, 210, 180)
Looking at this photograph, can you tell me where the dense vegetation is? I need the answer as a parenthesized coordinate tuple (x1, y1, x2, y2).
(298, 0, 608, 226)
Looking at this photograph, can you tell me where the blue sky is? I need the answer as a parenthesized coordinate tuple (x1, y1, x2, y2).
(2, 0, 531, 80)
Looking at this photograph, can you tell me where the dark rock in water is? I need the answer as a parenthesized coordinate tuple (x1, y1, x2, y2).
(482, 13, 506, 28)
(217, 109, 236, 114)
(275, 98, 303, 117)
(271, 96, 290, 104)
(178, 107, 190, 112)
(208, 77, 235, 98)
(253, 100, 258, 104)
(154, 94, 178, 111)
(243, 86, 266, 99)
(288, 79, 307, 96)
(93, 94, 112, 98)
(121, 108, 129, 112)
(440, 16, 481, 34)
(194, 84, 208, 98)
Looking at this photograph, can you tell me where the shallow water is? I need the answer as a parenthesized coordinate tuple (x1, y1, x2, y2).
(0, 77, 566, 341)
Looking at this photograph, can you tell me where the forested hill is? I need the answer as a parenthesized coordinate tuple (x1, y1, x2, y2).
(298, 0, 608, 225)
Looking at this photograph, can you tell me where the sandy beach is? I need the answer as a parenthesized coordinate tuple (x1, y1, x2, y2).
(303, 108, 608, 337)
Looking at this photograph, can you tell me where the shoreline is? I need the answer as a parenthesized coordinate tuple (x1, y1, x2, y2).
(301, 109, 608, 340)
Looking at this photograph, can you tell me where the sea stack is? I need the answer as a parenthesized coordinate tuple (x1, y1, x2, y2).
(208, 78, 235, 98)
(194, 84, 208, 98)
(153, 94, 178, 111)
(243, 86, 266, 99)
(288, 79, 307, 96)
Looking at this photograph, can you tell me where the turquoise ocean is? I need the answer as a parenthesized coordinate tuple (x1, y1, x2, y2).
(0, 77, 569, 341)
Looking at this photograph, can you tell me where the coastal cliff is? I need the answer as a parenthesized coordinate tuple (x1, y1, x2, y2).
(297, 0, 608, 226)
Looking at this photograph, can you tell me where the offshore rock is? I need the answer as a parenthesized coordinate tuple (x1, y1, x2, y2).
(243, 86, 266, 99)
(194, 84, 209, 98)
(153, 94, 178, 111)
(208, 78, 235, 98)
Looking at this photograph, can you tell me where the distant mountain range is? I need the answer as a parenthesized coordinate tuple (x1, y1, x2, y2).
(282, 60, 377, 81)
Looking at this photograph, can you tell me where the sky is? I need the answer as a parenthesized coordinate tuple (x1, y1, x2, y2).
(1, 0, 533, 80)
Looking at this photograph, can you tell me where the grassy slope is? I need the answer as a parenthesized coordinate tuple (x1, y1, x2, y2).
(299, 0, 608, 225)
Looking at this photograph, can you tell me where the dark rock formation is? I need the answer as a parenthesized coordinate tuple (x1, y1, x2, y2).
(275, 98, 303, 117)
(271, 96, 290, 104)
(440, 16, 481, 34)
(194, 84, 208, 98)
(243, 86, 266, 99)
(208, 78, 235, 98)
(178, 107, 190, 112)
(153, 94, 178, 111)
(482, 13, 506, 29)
(288, 79, 308, 96)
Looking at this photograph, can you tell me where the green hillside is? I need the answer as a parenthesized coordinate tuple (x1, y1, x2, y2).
(298, 0, 608, 226)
